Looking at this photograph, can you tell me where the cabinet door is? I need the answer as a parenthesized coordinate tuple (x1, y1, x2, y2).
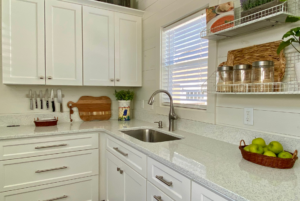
(123, 159, 146, 201)
(115, 13, 142, 87)
(2, 0, 45, 84)
(192, 182, 228, 201)
(83, 6, 115, 86)
(106, 151, 124, 201)
(45, 0, 83, 86)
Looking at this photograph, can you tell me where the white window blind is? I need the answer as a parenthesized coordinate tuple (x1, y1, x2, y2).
(162, 11, 208, 109)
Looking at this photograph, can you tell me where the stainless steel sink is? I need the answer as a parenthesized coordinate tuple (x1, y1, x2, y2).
(121, 129, 181, 143)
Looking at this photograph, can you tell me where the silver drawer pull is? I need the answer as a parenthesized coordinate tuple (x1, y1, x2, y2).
(41, 195, 68, 201)
(35, 144, 68, 149)
(113, 147, 128, 156)
(154, 195, 163, 201)
(36, 166, 67, 173)
(156, 175, 172, 186)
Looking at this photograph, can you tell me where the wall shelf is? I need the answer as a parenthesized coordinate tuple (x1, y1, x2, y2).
(200, 0, 299, 40)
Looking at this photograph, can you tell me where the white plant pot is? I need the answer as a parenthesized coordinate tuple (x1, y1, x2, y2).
(118, 100, 131, 121)
(295, 62, 300, 82)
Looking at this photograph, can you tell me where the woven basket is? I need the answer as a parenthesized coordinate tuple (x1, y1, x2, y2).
(239, 140, 298, 169)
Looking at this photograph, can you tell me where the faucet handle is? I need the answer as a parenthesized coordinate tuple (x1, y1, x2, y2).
(154, 121, 163, 128)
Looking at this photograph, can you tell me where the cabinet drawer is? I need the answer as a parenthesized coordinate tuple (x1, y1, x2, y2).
(147, 181, 174, 201)
(147, 157, 191, 201)
(106, 135, 147, 177)
(0, 176, 98, 201)
(0, 149, 98, 192)
(192, 181, 229, 201)
(0, 133, 98, 160)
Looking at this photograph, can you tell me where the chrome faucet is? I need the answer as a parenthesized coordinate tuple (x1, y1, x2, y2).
(148, 90, 177, 131)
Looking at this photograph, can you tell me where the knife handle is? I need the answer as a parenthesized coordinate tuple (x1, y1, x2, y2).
(30, 99, 34, 110)
(60, 103, 63, 113)
(52, 101, 55, 112)
(35, 100, 38, 109)
(46, 100, 49, 109)
(40, 100, 43, 109)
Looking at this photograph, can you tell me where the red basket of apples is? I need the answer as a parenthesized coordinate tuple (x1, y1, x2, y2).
(239, 138, 298, 169)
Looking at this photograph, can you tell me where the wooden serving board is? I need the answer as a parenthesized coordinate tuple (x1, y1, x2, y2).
(67, 96, 111, 122)
(221, 41, 286, 82)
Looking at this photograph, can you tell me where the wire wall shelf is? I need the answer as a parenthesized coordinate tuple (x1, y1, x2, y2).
(201, 51, 300, 95)
(200, 0, 300, 40)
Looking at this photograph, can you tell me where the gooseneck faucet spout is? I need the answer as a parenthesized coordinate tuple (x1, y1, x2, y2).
(148, 90, 177, 131)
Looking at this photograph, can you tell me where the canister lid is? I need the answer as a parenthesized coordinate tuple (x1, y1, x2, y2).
(233, 64, 252, 70)
(218, 66, 233, 71)
(252, 61, 274, 67)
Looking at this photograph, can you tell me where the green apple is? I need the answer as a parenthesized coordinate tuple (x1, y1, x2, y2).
(268, 141, 284, 154)
(244, 145, 251, 152)
(278, 151, 293, 159)
(263, 146, 269, 153)
(252, 138, 266, 147)
(249, 144, 264, 154)
(263, 151, 276, 157)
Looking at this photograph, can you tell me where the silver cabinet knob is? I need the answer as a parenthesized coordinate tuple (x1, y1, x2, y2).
(39, 76, 44, 79)
(116, 79, 120, 82)
(47, 76, 52, 80)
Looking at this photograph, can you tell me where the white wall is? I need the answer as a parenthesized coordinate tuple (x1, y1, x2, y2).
(135, 0, 300, 138)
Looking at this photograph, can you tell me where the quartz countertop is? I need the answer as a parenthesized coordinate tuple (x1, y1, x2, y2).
(0, 120, 299, 201)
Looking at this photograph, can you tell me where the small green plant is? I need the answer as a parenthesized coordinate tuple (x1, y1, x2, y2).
(277, 27, 300, 54)
(114, 90, 134, 101)
(240, 0, 287, 11)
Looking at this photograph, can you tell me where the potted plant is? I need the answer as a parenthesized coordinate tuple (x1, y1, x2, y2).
(276, 12, 300, 84)
(114, 90, 134, 121)
(240, 0, 286, 23)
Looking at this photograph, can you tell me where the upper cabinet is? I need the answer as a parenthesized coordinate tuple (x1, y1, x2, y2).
(83, 6, 115, 86)
(45, 0, 83, 86)
(2, 0, 45, 85)
(2, 0, 143, 86)
(115, 13, 142, 87)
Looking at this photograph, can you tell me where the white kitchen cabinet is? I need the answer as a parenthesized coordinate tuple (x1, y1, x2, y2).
(2, 0, 45, 85)
(0, 176, 98, 201)
(106, 151, 146, 201)
(192, 181, 229, 201)
(115, 12, 142, 87)
(45, 0, 83, 85)
(83, 6, 115, 86)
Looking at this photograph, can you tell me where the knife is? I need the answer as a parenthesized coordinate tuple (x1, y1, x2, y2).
(29, 90, 34, 110)
(45, 89, 49, 109)
(34, 91, 38, 109)
(51, 89, 55, 112)
(57, 89, 63, 113)
(39, 90, 43, 109)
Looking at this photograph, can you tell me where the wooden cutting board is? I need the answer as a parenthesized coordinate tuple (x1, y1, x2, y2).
(67, 96, 111, 122)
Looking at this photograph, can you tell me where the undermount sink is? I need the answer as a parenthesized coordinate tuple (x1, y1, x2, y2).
(121, 129, 181, 143)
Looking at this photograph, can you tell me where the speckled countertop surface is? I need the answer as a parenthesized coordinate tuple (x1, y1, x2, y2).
(0, 120, 299, 201)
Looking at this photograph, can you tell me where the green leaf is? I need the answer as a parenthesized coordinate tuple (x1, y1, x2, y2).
(279, 0, 287, 2)
(286, 16, 300, 23)
(277, 38, 296, 54)
(282, 30, 293, 39)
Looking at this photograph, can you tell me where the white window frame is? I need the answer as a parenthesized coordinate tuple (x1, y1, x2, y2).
(154, 2, 217, 124)
(161, 11, 208, 110)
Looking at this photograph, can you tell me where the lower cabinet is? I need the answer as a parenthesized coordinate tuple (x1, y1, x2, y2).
(191, 181, 229, 201)
(0, 176, 98, 201)
(106, 150, 146, 201)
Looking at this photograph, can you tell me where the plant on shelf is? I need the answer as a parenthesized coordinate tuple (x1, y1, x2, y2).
(240, 0, 273, 11)
(114, 90, 134, 121)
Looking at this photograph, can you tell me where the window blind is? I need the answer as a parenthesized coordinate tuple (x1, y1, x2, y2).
(161, 12, 208, 109)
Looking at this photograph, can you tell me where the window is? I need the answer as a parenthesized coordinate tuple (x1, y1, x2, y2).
(161, 11, 208, 109)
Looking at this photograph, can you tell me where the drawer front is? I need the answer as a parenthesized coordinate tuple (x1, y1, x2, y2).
(192, 181, 229, 201)
(0, 133, 98, 160)
(0, 149, 98, 192)
(0, 176, 98, 201)
(147, 181, 174, 201)
(147, 157, 191, 201)
(106, 135, 147, 177)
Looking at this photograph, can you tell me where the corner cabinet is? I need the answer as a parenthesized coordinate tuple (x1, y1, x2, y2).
(2, 0, 144, 86)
